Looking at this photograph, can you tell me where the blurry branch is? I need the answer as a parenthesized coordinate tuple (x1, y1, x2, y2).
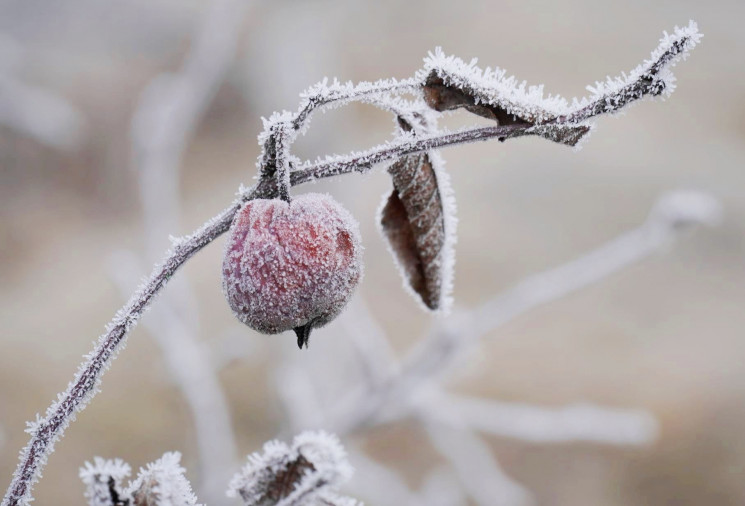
(344, 448, 419, 505)
(3, 23, 701, 506)
(0, 35, 85, 149)
(345, 446, 467, 506)
(207, 328, 258, 371)
(424, 392, 659, 446)
(341, 297, 399, 390)
(131, 0, 251, 256)
(415, 466, 468, 506)
(424, 423, 531, 506)
(326, 191, 722, 436)
(302, 191, 718, 505)
(106, 250, 238, 504)
(125, 0, 252, 502)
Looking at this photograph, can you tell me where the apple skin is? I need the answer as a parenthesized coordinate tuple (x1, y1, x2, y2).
(222, 193, 363, 347)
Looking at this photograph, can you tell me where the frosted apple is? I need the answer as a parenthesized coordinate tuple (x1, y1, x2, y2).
(222, 193, 363, 348)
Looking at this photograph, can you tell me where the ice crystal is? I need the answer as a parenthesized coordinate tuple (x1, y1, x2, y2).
(127, 452, 200, 506)
(227, 431, 355, 506)
(79, 457, 131, 506)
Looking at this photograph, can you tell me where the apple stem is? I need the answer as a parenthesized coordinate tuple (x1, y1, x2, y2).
(293, 324, 313, 349)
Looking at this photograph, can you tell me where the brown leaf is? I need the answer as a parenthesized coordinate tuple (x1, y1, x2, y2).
(423, 70, 591, 147)
(423, 73, 531, 126)
(380, 147, 451, 311)
(249, 455, 315, 506)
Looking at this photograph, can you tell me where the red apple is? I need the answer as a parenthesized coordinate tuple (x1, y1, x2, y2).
(222, 193, 363, 348)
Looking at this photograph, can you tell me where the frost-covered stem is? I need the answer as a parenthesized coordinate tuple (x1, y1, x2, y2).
(559, 31, 696, 124)
(291, 78, 419, 132)
(108, 252, 239, 504)
(1, 200, 241, 506)
(291, 122, 533, 184)
(273, 122, 293, 203)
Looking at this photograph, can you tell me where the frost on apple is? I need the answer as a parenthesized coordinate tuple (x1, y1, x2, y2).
(222, 193, 363, 348)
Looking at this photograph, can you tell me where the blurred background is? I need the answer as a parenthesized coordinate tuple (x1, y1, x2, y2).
(1, 0, 745, 504)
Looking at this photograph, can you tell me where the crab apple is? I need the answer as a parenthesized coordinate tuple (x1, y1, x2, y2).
(222, 193, 363, 348)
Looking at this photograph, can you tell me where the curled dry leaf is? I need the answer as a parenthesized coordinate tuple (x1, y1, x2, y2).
(379, 117, 455, 311)
(421, 64, 590, 147)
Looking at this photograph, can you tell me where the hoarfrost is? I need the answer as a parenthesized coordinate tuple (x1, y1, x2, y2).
(79, 457, 131, 506)
(227, 430, 357, 506)
(418, 21, 701, 125)
(126, 452, 200, 506)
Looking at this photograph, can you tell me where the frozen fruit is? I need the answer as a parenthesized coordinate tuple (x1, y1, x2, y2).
(222, 193, 362, 348)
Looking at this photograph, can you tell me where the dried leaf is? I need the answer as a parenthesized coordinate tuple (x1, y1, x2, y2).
(379, 134, 455, 311)
(422, 69, 591, 147)
(228, 431, 356, 506)
(423, 73, 530, 126)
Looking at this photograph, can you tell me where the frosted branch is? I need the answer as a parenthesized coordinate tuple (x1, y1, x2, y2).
(419, 21, 701, 125)
(1, 201, 240, 506)
(292, 77, 420, 133)
(106, 251, 238, 503)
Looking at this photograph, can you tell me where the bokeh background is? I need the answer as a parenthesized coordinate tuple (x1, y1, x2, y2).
(2, 0, 745, 504)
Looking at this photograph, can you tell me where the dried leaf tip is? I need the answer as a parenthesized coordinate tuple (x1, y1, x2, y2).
(227, 431, 359, 506)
